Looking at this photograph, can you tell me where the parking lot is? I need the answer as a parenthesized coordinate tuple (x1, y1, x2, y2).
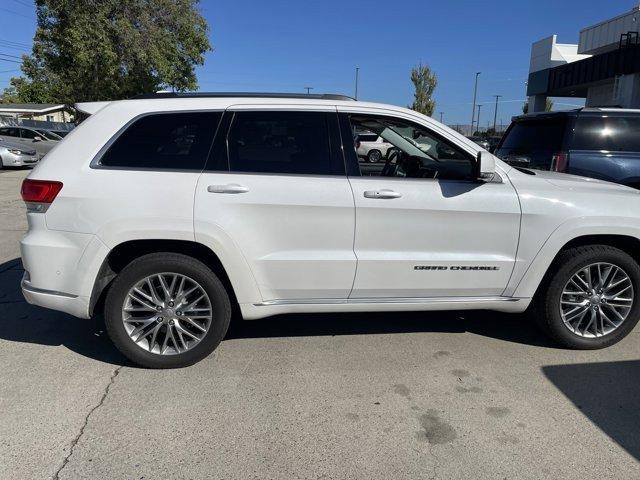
(0, 167, 638, 479)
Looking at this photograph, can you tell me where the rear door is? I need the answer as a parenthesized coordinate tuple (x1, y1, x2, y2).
(194, 106, 356, 302)
(339, 108, 521, 299)
(569, 115, 640, 186)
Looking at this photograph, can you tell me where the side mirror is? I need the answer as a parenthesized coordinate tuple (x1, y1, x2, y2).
(476, 150, 496, 180)
(33, 136, 42, 142)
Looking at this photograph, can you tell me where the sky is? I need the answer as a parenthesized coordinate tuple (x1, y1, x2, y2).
(0, 0, 638, 126)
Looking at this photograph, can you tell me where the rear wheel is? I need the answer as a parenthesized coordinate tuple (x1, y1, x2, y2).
(533, 245, 640, 349)
(104, 252, 231, 368)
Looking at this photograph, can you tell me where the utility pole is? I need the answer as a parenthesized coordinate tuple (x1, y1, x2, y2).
(476, 104, 483, 135)
(470, 72, 481, 135)
(354, 67, 360, 100)
(492, 95, 502, 132)
(304, 87, 313, 94)
(439, 111, 444, 123)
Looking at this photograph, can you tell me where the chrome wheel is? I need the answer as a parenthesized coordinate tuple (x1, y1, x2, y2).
(122, 273, 213, 355)
(560, 262, 634, 338)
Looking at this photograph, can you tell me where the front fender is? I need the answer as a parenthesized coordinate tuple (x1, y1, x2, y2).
(509, 216, 640, 299)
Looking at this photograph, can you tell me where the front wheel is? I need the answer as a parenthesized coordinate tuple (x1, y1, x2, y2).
(104, 252, 231, 368)
(533, 245, 640, 349)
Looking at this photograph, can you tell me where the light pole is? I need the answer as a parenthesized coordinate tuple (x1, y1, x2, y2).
(354, 67, 359, 100)
(304, 87, 313, 94)
(470, 72, 480, 135)
(492, 95, 502, 132)
(439, 111, 444, 123)
(476, 104, 483, 135)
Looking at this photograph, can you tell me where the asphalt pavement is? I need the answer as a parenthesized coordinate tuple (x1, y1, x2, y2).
(0, 167, 639, 479)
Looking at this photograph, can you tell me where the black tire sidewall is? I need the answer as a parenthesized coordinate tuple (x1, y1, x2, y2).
(368, 150, 381, 163)
(543, 246, 640, 349)
(104, 253, 231, 368)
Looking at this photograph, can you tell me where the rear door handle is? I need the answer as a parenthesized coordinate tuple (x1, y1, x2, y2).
(363, 189, 402, 199)
(207, 184, 249, 194)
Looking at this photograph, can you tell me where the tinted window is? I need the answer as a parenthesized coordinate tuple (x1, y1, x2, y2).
(348, 114, 474, 180)
(100, 112, 221, 170)
(358, 134, 378, 142)
(20, 129, 38, 140)
(499, 119, 567, 153)
(497, 118, 568, 169)
(227, 111, 338, 175)
(573, 116, 640, 152)
(0, 127, 18, 137)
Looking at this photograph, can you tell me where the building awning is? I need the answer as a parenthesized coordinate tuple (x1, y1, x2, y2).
(0, 104, 65, 114)
(528, 44, 640, 98)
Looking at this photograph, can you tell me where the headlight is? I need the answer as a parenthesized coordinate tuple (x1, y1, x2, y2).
(8, 149, 23, 155)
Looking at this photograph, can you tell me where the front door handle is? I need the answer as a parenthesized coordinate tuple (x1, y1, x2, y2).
(207, 184, 249, 194)
(363, 189, 402, 199)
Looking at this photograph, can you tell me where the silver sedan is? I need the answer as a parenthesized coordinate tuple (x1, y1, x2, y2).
(0, 140, 39, 168)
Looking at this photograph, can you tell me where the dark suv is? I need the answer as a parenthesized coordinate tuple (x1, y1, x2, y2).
(495, 108, 640, 188)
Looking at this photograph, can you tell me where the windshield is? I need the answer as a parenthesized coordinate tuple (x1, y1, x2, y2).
(36, 129, 61, 140)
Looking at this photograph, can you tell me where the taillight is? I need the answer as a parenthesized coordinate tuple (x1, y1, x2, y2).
(551, 152, 568, 172)
(21, 179, 63, 212)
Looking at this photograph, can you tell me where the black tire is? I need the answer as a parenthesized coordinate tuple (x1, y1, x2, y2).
(532, 245, 640, 349)
(367, 149, 382, 163)
(104, 252, 231, 368)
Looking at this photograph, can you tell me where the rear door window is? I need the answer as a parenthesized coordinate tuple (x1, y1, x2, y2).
(0, 127, 18, 137)
(226, 111, 343, 175)
(573, 116, 640, 152)
(497, 118, 568, 169)
(99, 112, 221, 170)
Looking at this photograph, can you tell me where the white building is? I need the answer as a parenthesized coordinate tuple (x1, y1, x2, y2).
(528, 7, 640, 112)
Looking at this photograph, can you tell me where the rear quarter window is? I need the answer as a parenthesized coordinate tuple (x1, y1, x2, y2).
(573, 116, 640, 152)
(99, 112, 222, 170)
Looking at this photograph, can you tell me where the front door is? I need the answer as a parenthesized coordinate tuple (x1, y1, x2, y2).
(195, 107, 356, 302)
(339, 110, 521, 298)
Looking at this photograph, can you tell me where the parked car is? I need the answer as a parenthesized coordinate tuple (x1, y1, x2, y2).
(356, 133, 394, 162)
(0, 139, 38, 168)
(20, 92, 640, 368)
(49, 129, 71, 138)
(0, 126, 59, 159)
(496, 108, 640, 188)
(34, 129, 64, 141)
(467, 136, 491, 150)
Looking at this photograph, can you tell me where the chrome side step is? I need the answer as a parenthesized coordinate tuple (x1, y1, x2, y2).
(254, 296, 520, 307)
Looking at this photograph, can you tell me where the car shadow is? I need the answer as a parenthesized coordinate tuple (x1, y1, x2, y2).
(542, 360, 640, 462)
(0, 257, 559, 367)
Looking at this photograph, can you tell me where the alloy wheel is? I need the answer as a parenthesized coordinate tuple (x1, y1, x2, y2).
(560, 262, 634, 338)
(122, 273, 213, 355)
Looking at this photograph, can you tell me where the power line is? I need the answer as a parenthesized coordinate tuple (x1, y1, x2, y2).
(9, 0, 34, 8)
(0, 52, 23, 60)
(0, 38, 31, 48)
(0, 7, 33, 19)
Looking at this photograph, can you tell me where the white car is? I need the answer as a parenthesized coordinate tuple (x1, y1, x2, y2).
(20, 93, 640, 368)
(0, 139, 38, 168)
(356, 133, 394, 162)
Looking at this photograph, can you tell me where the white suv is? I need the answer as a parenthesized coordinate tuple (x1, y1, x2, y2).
(20, 93, 640, 368)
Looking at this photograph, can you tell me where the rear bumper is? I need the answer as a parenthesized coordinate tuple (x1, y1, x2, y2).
(20, 214, 109, 319)
(21, 274, 90, 318)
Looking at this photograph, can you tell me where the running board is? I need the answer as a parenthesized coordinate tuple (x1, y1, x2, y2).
(254, 296, 520, 307)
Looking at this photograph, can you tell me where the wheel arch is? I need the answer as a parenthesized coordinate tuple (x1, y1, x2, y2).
(512, 228, 640, 299)
(89, 239, 255, 317)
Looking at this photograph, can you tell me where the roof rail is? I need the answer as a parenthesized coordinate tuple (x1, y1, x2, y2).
(130, 92, 356, 101)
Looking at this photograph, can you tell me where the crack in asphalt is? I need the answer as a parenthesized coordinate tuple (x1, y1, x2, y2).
(52, 366, 122, 480)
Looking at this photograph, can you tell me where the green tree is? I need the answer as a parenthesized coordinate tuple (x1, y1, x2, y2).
(409, 62, 437, 116)
(4, 0, 211, 104)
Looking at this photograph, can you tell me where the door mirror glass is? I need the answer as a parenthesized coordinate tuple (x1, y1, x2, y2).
(476, 150, 496, 180)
